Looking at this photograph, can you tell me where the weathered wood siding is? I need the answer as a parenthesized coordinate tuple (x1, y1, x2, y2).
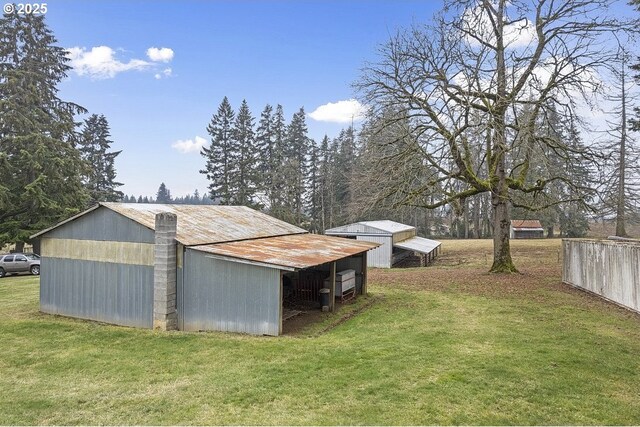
(563, 239, 640, 312)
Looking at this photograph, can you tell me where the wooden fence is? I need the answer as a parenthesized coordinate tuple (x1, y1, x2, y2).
(563, 239, 640, 312)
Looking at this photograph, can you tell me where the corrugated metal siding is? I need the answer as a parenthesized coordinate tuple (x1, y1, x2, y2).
(563, 239, 640, 312)
(40, 257, 153, 328)
(177, 244, 185, 330)
(393, 229, 417, 244)
(43, 206, 155, 243)
(356, 235, 391, 268)
(181, 249, 282, 335)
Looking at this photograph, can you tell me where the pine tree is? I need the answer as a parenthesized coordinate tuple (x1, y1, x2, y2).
(156, 183, 171, 203)
(282, 108, 310, 225)
(0, 12, 88, 248)
(318, 135, 331, 231)
(255, 104, 274, 206)
(200, 97, 235, 204)
(78, 114, 123, 204)
(305, 140, 322, 232)
(230, 99, 257, 206)
(269, 105, 287, 218)
(334, 126, 357, 224)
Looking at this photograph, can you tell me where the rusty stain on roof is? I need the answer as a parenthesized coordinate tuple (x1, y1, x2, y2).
(511, 219, 543, 229)
(51, 203, 311, 246)
(101, 203, 307, 245)
(193, 233, 380, 270)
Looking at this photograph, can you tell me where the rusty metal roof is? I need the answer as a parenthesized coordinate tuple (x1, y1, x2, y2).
(192, 233, 380, 270)
(32, 203, 307, 245)
(102, 203, 307, 245)
(511, 219, 543, 230)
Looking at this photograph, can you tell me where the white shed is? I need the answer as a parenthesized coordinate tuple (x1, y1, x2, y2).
(325, 220, 441, 268)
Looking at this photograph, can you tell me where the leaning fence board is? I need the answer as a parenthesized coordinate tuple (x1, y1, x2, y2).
(563, 239, 640, 313)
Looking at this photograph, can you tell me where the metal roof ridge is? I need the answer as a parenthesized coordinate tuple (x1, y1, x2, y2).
(358, 220, 416, 233)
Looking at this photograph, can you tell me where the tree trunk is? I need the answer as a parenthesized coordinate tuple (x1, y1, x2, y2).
(473, 197, 481, 239)
(15, 241, 25, 252)
(616, 53, 628, 237)
(490, 190, 517, 272)
(490, 1, 517, 273)
(463, 198, 469, 239)
(547, 226, 554, 238)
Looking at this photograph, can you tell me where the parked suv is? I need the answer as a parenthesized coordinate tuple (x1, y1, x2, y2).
(0, 253, 40, 278)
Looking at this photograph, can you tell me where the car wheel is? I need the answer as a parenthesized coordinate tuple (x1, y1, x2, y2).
(30, 265, 40, 276)
(0, 268, 5, 278)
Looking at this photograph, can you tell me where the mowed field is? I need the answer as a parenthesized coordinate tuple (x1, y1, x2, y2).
(1, 239, 640, 425)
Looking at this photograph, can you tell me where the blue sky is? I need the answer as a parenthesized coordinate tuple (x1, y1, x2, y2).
(45, 0, 441, 198)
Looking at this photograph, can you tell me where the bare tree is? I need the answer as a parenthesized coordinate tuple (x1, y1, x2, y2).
(598, 47, 640, 236)
(358, 0, 637, 272)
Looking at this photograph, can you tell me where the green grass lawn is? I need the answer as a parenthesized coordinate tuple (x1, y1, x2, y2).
(1, 240, 640, 425)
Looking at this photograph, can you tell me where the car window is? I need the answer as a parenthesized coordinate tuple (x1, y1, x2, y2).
(4, 255, 14, 262)
(15, 255, 27, 262)
(25, 254, 40, 260)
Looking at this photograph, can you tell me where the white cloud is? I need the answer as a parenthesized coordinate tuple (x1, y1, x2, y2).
(147, 47, 174, 62)
(155, 68, 173, 80)
(308, 99, 367, 123)
(171, 136, 207, 154)
(67, 46, 150, 79)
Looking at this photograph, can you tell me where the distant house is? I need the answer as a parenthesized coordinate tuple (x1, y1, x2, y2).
(510, 220, 544, 239)
(325, 220, 441, 268)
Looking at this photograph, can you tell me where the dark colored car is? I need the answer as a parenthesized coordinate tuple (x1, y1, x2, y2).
(0, 253, 40, 278)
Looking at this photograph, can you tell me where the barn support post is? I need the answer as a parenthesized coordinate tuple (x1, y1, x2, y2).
(153, 212, 178, 331)
(362, 252, 368, 295)
(329, 262, 336, 312)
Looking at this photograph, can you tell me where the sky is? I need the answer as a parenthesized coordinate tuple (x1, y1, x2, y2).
(43, 0, 442, 198)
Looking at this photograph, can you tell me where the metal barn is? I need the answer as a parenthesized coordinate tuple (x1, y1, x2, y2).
(32, 203, 378, 336)
(325, 220, 441, 268)
(510, 220, 544, 239)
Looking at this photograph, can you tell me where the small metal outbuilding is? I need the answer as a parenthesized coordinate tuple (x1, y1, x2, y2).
(32, 203, 378, 336)
(510, 220, 544, 239)
(325, 220, 441, 268)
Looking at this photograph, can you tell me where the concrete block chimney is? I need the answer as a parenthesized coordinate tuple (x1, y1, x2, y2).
(153, 212, 178, 330)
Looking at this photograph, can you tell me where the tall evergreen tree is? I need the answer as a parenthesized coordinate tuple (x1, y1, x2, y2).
(156, 183, 171, 203)
(269, 104, 287, 218)
(318, 135, 332, 231)
(0, 12, 88, 248)
(78, 114, 123, 204)
(255, 104, 274, 206)
(305, 140, 322, 232)
(334, 126, 357, 224)
(282, 108, 310, 224)
(200, 96, 235, 204)
(230, 99, 257, 206)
